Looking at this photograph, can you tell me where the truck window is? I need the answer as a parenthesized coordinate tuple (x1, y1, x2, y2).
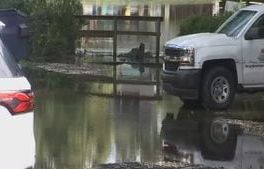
(247, 14, 264, 39)
(0, 39, 22, 78)
(218, 10, 257, 37)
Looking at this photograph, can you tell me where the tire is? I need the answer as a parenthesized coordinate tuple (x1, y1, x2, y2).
(201, 66, 236, 110)
(200, 118, 237, 161)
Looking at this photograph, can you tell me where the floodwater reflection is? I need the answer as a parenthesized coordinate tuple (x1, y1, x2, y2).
(161, 101, 264, 169)
(23, 67, 264, 169)
(26, 64, 179, 169)
(34, 88, 180, 169)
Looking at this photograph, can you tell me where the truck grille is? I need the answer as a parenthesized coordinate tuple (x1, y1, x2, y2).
(165, 47, 184, 57)
(164, 61, 179, 71)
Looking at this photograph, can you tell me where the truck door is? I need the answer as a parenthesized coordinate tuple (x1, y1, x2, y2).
(242, 14, 264, 86)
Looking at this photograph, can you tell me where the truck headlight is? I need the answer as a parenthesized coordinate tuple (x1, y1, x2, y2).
(180, 47, 195, 66)
(164, 46, 195, 66)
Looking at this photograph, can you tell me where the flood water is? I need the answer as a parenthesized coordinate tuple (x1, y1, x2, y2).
(23, 64, 264, 169)
(26, 66, 180, 169)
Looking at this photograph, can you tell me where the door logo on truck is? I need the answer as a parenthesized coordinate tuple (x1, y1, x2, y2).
(258, 49, 264, 61)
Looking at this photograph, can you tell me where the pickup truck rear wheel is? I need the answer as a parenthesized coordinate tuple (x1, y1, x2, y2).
(201, 67, 235, 110)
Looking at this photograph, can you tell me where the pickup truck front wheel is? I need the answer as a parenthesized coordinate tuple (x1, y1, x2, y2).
(201, 118, 237, 160)
(201, 67, 235, 110)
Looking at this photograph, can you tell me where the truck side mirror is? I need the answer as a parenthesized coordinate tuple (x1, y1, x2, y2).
(245, 27, 260, 40)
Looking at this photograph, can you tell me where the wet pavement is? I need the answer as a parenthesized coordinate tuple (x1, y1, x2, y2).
(22, 65, 264, 169)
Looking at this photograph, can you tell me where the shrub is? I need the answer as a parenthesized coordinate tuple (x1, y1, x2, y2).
(28, 0, 83, 62)
(0, 0, 83, 63)
(179, 13, 233, 36)
(0, 0, 28, 11)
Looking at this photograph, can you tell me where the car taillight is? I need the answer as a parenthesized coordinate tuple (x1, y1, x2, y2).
(0, 91, 34, 115)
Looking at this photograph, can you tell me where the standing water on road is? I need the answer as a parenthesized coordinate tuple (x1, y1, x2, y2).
(26, 66, 181, 168)
(24, 65, 264, 169)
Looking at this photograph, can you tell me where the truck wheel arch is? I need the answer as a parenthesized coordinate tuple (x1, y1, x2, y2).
(201, 59, 238, 85)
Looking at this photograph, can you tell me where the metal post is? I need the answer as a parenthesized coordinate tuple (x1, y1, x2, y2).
(155, 19, 161, 64)
(156, 68, 161, 98)
(113, 17, 118, 63)
(113, 17, 118, 96)
(113, 65, 117, 97)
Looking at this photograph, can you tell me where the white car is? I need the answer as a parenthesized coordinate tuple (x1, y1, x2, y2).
(0, 36, 35, 168)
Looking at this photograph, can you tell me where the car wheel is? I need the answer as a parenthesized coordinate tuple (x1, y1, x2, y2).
(200, 118, 237, 161)
(201, 66, 235, 110)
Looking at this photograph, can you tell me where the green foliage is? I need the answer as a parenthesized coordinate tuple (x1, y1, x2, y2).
(179, 13, 233, 36)
(28, 0, 83, 62)
(0, 0, 83, 62)
(0, 0, 28, 11)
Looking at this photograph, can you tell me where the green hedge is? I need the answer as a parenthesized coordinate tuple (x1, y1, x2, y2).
(0, 0, 27, 10)
(179, 13, 233, 36)
(0, 0, 83, 62)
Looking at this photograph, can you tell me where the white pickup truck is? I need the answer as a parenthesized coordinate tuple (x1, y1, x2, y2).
(162, 5, 264, 110)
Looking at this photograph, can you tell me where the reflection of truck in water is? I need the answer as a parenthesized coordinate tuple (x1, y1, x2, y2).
(161, 107, 264, 169)
(162, 5, 264, 110)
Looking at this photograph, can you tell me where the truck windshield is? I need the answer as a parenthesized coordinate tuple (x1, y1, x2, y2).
(217, 10, 257, 37)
